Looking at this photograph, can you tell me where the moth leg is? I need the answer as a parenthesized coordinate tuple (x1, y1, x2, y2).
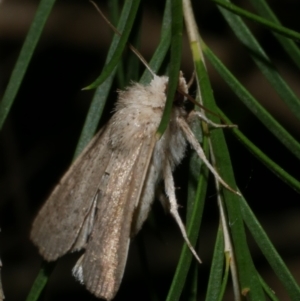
(163, 160, 202, 264)
(177, 116, 241, 196)
(188, 110, 237, 129)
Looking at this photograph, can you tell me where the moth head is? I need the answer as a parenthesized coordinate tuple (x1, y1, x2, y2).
(165, 71, 194, 113)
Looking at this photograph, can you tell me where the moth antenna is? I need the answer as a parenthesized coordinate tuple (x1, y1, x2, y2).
(90, 1, 156, 78)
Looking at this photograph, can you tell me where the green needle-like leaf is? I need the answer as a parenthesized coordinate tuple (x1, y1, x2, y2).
(241, 198, 300, 300)
(0, 0, 56, 130)
(25, 262, 56, 301)
(249, 0, 300, 69)
(83, 0, 141, 90)
(218, 110, 300, 193)
(195, 50, 265, 301)
(205, 227, 225, 301)
(217, 0, 300, 122)
(74, 0, 135, 157)
(203, 44, 300, 161)
(156, 0, 183, 137)
(212, 0, 300, 41)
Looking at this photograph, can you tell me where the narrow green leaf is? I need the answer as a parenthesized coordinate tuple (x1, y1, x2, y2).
(202, 44, 300, 161)
(240, 198, 300, 300)
(184, 264, 198, 301)
(25, 262, 56, 301)
(211, 0, 300, 41)
(249, 0, 300, 69)
(218, 110, 300, 193)
(183, 1, 264, 294)
(73, 78, 113, 158)
(108, 0, 120, 27)
(194, 57, 265, 300)
(258, 273, 280, 301)
(217, 0, 300, 122)
(0, 0, 56, 130)
(107, 0, 125, 88)
(140, 0, 172, 85)
(74, 0, 135, 157)
(126, 37, 141, 83)
(124, 8, 144, 84)
(205, 227, 225, 301)
(209, 141, 264, 300)
(217, 250, 230, 301)
(84, 0, 141, 90)
(156, 0, 183, 137)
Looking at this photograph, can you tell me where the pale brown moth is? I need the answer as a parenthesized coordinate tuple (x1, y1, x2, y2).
(30, 8, 239, 301)
(31, 72, 238, 300)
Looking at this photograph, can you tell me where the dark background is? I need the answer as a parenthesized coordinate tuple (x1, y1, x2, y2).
(0, 0, 300, 300)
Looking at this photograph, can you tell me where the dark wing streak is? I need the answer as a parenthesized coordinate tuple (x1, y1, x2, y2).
(81, 135, 156, 300)
(30, 126, 113, 261)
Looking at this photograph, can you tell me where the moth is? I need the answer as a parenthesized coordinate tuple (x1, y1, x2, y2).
(31, 69, 238, 300)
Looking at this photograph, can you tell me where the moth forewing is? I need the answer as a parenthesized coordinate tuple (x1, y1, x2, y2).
(73, 136, 156, 300)
(30, 127, 112, 260)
